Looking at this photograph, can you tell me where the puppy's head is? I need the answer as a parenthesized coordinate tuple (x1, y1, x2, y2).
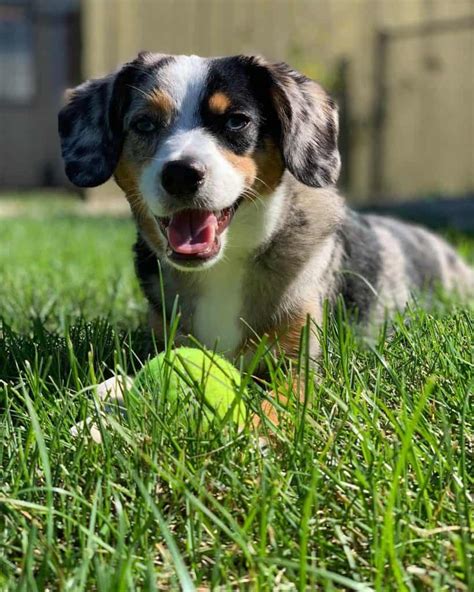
(59, 53, 340, 270)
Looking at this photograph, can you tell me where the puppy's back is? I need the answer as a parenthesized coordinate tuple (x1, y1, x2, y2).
(338, 211, 473, 322)
(371, 214, 473, 294)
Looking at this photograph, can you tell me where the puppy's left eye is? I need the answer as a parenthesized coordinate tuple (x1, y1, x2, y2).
(132, 117, 156, 134)
(225, 113, 250, 132)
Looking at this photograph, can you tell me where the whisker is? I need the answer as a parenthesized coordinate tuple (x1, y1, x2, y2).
(125, 64, 161, 87)
(241, 190, 264, 207)
(123, 192, 145, 202)
(126, 84, 153, 100)
(244, 190, 262, 201)
(253, 175, 272, 191)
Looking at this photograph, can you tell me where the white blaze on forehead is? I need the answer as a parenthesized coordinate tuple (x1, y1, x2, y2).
(159, 55, 208, 127)
(138, 56, 247, 218)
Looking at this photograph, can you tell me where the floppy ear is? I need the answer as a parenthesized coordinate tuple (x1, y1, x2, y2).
(58, 55, 150, 188)
(249, 58, 341, 188)
(58, 73, 122, 187)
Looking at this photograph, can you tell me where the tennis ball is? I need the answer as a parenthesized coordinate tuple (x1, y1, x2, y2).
(132, 347, 247, 427)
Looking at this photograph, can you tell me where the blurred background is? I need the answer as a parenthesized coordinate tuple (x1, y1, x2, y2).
(0, 0, 473, 225)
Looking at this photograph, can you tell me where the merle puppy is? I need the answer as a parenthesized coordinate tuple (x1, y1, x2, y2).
(59, 53, 473, 370)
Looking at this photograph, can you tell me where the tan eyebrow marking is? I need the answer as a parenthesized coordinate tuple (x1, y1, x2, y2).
(208, 91, 231, 114)
(147, 89, 174, 116)
(219, 148, 257, 186)
(218, 139, 284, 195)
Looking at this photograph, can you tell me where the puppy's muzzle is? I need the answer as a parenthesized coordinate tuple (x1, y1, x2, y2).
(161, 158, 206, 197)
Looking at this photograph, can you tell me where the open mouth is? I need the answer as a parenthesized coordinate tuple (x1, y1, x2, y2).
(157, 200, 242, 263)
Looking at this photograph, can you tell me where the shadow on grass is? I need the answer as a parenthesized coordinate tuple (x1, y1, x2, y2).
(0, 316, 151, 386)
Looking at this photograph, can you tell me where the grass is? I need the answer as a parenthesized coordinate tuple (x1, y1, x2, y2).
(0, 195, 473, 590)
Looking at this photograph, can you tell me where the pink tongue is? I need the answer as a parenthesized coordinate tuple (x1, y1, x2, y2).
(167, 209, 218, 255)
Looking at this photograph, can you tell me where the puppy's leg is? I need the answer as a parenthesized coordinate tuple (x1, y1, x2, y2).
(253, 312, 320, 429)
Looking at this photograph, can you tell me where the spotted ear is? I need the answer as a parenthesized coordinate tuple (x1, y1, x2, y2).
(58, 55, 149, 188)
(58, 72, 121, 187)
(249, 58, 341, 188)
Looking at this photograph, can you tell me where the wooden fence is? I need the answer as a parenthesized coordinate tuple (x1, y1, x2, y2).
(83, 0, 474, 203)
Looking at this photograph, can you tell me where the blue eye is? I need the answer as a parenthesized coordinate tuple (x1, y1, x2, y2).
(225, 113, 250, 132)
(133, 117, 156, 133)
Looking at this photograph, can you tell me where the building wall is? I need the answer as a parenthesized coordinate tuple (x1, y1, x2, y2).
(82, 0, 474, 204)
(0, 0, 80, 189)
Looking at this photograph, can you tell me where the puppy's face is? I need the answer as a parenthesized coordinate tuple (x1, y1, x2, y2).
(59, 54, 340, 270)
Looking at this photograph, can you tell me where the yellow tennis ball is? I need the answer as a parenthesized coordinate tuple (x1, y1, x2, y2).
(132, 347, 247, 427)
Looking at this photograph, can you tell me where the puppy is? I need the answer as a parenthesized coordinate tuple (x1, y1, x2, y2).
(58, 52, 473, 378)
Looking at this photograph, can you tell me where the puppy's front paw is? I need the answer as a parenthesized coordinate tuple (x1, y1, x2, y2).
(70, 375, 133, 443)
(70, 416, 103, 444)
(96, 375, 133, 407)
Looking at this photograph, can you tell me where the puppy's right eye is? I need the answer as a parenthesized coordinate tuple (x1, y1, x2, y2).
(132, 117, 156, 134)
(225, 113, 250, 132)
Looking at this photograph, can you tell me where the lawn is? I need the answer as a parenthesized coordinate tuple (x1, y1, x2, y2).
(1, 196, 473, 591)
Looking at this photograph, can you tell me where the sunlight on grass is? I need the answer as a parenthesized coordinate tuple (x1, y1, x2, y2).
(0, 203, 473, 590)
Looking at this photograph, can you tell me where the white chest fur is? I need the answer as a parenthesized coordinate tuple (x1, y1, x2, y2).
(192, 259, 245, 355)
(185, 184, 287, 355)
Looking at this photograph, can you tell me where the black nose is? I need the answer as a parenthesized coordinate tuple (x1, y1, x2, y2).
(161, 158, 206, 196)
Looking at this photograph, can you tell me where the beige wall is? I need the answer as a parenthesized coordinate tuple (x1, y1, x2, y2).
(82, 0, 474, 204)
